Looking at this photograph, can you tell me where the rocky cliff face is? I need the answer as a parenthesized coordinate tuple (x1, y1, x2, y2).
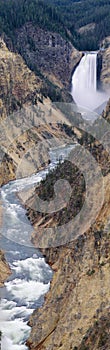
(0, 106, 75, 186)
(5, 24, 110, 95)
(0, 38, 75, 187)
(0, 25, 110, 348)
(0, 250, 11, 287)
(0, 35, 79, 287)
(26, 174, 110, 350)
(25, 100, 110, 238)
(0, 38, 42, 119)
(26, 103, 110, 350)
(101, 47, 110, 86)
(0, 38, 41, 185)
(7, 23, 81, 89)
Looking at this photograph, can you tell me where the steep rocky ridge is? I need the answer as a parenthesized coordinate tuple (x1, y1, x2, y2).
(0, 37, 79, 286)
(26, 103, 110, 350)
(25, 100, 110, 237)
(0, 35, 74, 123)
(4, 24, 110, 96)
(0, 249, 11, 287)
(0, 38, 42, 118)
(0, 35, 109, 189)
(0, 105, 76, 186)
(0, 25, 110, 349)
(98, 37, 110, 87)
(27, 175, 110, 350)
(7, 23, 81, 89)
(100, 46, 110, 86)
(0, 38, 77, 187)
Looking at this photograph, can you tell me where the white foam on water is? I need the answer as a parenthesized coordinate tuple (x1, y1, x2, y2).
(0, 255, 51, 349)
(0, 299, 32, 321)
(7, 250, 21, 256)
(11, 256, 52, 281)
(1, 318, 30, 344)
(5, 279, 50, 305)
(0, 299, 30, 349)
(1, 335, 28, 350)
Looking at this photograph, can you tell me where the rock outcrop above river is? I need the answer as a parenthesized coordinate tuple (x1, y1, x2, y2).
(7, 23, 81, 89)
(0, 105, 76, 186)
(0, 35, 79, 288)
(0, 25, 110, 348)
(0, 38, 42, 119)
(26, 102, 110, 350)
(5, 23, 110, 91)
(27, 174, 110, 350)
(100, 44, 110, 86)
(25, 99, 110, 236)
(0, 250, 11, 287)
(0, 38, 75, 187)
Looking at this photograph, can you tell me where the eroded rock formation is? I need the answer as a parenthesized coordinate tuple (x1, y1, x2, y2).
(100, 46, 110, 86)
(10, 23, 81, 89)
(26, 102, 110, 350)
(0, 250, 11, 287)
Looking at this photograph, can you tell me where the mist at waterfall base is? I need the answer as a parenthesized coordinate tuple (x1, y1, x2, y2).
(71, 53, 110, 113)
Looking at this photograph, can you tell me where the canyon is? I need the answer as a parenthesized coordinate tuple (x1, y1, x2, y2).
(0, 25, 110, 350)
(26, 101, 110, 350)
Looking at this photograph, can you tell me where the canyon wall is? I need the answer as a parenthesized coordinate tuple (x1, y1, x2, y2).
(26, 101, 110, 350)
(8, 23, 81, 89)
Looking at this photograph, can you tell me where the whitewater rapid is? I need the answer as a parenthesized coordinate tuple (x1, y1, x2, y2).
(0, 254, 51, 350)
(0, 144, 74, 349)
(71, 52, 109, 112)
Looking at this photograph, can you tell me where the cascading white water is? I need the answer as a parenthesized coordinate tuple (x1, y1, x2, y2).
(85, 53, 97, 91)
(71, 52, 109, 113)
(0, 144, 75, 350)
(76, 53, 97, 91)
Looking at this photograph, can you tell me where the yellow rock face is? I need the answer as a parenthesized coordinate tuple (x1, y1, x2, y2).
(0, 36, 110, 349)
(0, 249, 11, 287)
(26, 104, 110, 350)
(27, 175, 110, 350)
(0, 38, 42, 119)
(0, 39, 74, 186)
(101, 47, 110, 85)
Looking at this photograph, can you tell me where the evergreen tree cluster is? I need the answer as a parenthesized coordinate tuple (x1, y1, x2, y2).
(0, 0, 67, 41)
(47, 0, 110, 50)
(0, 0, 110, 50)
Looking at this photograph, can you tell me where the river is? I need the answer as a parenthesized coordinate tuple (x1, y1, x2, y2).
(0, 144, 74, 349)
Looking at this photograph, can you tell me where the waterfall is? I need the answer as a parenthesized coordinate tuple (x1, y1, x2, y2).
(74, 53, 97, 91)
(86, 53, 97, 91)
(71, 52, 109, 113)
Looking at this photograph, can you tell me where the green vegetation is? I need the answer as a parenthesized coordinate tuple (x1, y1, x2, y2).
(29, 159, 85, 226)
(0, 0, 67, 42)
(47, 0, 110, 50)
(39, 80, 65, 102)
(0, 0, 110, 51)
(87, 269, 95, 276)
